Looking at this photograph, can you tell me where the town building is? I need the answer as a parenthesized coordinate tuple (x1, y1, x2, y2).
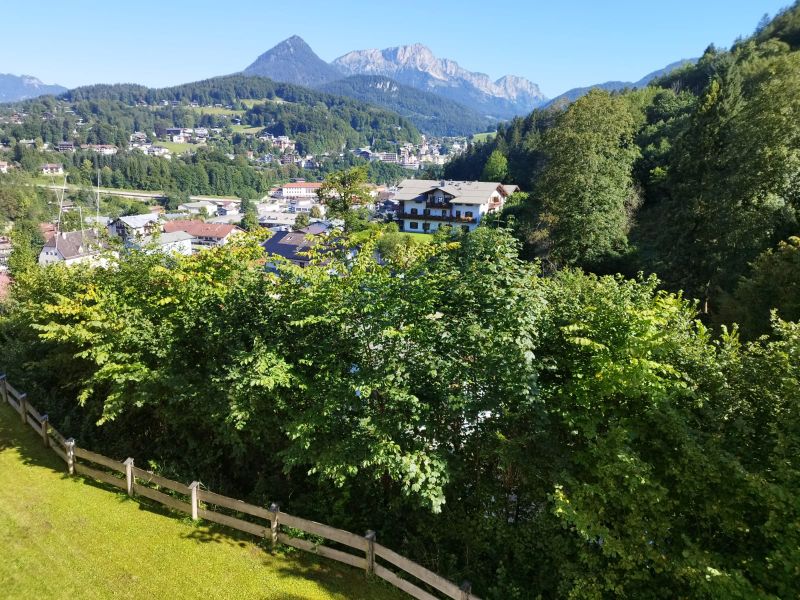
(0, 161, 8, 174)
(163, 221, 242, 248)
(261, 224, 328, 268)
(81, 144, 118, 156)
(278, 182, 323, 200)
(136, 231, 194, 256)
(57, 141, 75, 152)
(177, 200, 218, 216)
(395, 179, 515, 234)
(41, 163, 64, 175)
(38, 230, 110, 266)
(107, 214, 161, 241)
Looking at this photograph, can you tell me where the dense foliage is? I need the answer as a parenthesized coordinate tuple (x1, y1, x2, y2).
(445, 5, 800, 333)
(1, 227, 798, 599)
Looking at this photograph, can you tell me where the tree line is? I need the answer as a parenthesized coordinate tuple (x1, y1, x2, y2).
(447, 4, 800, 338)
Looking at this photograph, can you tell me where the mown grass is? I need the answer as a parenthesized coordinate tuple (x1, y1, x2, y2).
(0, 404, 405, 600)
(470, 132, 496, 143)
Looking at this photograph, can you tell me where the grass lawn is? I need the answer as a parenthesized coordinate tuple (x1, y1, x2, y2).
(0, 404, 405, 600)
(470, 132, 496, 143)
(188, 106, 244, 116)
(232, 125, 264, 135)
(159, 141, 200, 155)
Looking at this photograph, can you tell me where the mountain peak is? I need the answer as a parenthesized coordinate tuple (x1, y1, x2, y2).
(0, 73, 67, 102)
(243, 36, 340, 87)
(332, 45, 546, 118)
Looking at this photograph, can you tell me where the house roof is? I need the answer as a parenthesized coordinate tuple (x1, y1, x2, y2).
(179, 200, 217, 208)
(395, 179, 509, 205)
(281, 182, 322, 189)
(164, 220, 241, 239)
(141, 231, 194, 245)
(117, 213, 160, 229)
(42, 230, 105, 259)
(261, 229, 320, 262)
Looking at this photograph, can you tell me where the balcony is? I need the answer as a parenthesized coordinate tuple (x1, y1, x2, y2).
(400, 213, 476, 224)
(425, 199, 452, 209)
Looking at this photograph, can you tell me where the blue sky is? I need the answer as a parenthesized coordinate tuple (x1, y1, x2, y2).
(3, 0, 791, 97)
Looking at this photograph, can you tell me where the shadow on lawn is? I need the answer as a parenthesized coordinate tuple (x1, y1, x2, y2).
(1, 403, 403, 599)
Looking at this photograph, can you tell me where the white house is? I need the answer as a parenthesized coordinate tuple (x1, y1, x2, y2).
(163, 221, 243, 248)
(0, 161, 8, 174)
(137, 230, 194, 256)
(395, 179, 515, 234)
(177, 200, 217, 216)
(288, 198, 324, 215)
(108, 214, 161, 241)
(38, 230, 111, 266)
(41, 163, 64, 175)
(278, 182, 322, 200)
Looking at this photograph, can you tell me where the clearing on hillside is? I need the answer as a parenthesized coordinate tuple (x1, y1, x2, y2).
(0, 404, 405, 600)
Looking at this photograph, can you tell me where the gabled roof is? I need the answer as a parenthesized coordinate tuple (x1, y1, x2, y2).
(141, 231, 194, 246)
(261, 230, 319, 262)
(395, 179, 509, 205)
(42, 230, 105, 259)
(163, 220, 241, 239)
(117, 213, 160, 229)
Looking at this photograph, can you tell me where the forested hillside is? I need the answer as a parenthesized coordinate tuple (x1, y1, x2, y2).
(318, 75, 494, 136)
(446, 3, 800, 338)
(6, 75, 419, 154)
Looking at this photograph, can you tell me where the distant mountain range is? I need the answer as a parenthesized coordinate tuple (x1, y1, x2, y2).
(331, 44, 546, 119)
(241, 37, 546, 132)
(543, 59, 696, 107)
(0, 73, 67, 102)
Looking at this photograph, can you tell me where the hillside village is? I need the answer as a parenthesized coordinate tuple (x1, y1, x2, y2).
(19, 175, 514, 273)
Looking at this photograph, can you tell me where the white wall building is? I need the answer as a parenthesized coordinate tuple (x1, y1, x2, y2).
(278, 182, 323, 200)
(395, 179, 516, 234)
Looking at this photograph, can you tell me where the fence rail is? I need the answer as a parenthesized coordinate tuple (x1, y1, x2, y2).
(0, 374, 478, 600)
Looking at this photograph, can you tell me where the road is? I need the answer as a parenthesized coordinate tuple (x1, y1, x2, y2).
(37, 184, 243, 204)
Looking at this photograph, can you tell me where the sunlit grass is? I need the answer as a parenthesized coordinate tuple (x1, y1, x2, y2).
(0, 405, 404, 600)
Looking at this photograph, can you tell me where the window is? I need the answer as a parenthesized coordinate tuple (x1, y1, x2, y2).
(465, 211, 473, 219)
(455, 210, 461, 218)
(409, 221, 419, 230)
(442, 210, 448, 216)
(422, 222, 430, 231)
(410, 208, 418, 215)
(423, 208, 431, 216)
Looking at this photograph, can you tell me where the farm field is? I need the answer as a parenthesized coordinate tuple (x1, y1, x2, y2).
(0, 405, 404, 600)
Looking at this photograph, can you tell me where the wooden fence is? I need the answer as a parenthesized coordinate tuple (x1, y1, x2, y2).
(0, 374, 478, 600)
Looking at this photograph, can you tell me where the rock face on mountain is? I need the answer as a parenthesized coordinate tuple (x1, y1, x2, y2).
(0, 74, 67, 102)
(243, 35, 341, 87)
(331, 44, 546, 118)
(544, 59, 696, 108)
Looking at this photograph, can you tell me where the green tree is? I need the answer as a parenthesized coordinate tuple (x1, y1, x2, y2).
(292, 212, 310, 230)
(317, 166, 371, 224)
(309, 205, 323, 219)
(481, 149, 508, 182)
(536, 90, 640, 268)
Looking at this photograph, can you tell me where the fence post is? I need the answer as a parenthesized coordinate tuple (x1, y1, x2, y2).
(41, 414, 50, 448)
(123, 458, 135, 496)
(269, 502, 280, 549)
(460, 580, 472, 600)
(19, 393, 27, 423)
(65, 438, 75, 475)
(188, 481, 200, 520)
(364, 530, 376, 576)
(0, 374, 8, 407)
